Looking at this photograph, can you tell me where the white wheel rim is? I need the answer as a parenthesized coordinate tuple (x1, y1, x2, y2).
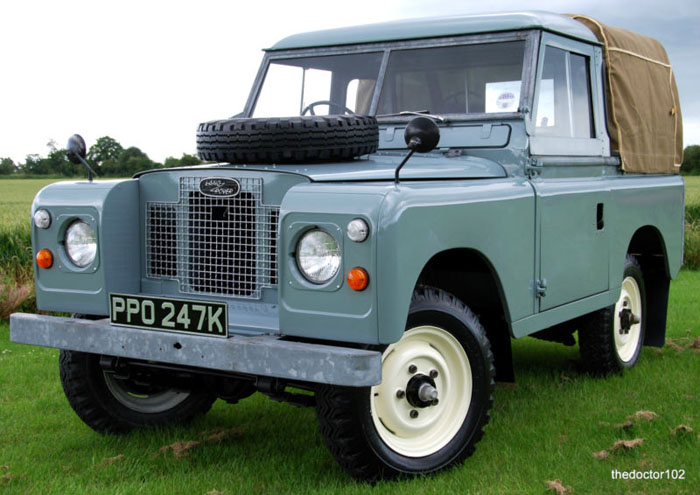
(104, 373, 190, 413)
(370, 325, 471, 457)
(614, 276, 642, 363)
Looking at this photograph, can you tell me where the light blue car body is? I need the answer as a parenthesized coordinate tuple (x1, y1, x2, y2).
(13, 12, 684, 385)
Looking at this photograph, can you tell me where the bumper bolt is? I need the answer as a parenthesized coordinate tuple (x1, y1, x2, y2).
(408, 364, 417, 374)
(410, 410, 419, 419)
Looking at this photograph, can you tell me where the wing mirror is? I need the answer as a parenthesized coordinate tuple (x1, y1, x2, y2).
(394, 117, 440, 184)
(66, 134, 97, 182)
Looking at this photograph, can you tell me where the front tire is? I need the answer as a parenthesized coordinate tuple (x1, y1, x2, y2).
(315, 287, 495, 481)
(59, 350, 216, 434)
(579, 255, 646, 374)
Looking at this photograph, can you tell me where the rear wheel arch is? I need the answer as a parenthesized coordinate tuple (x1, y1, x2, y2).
(626, 225, 671, 347)
(416, 248, 514, 382)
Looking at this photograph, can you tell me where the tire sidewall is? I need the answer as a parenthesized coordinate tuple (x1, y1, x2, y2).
(355, 303, 492, 475)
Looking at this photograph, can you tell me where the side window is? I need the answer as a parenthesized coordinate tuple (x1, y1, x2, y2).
(535, 46, 593, 138)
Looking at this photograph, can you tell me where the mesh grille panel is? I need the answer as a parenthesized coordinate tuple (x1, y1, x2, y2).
(146, 177, 279, 299)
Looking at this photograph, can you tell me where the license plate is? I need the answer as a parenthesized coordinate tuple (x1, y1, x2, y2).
(109, 293, 228, 338)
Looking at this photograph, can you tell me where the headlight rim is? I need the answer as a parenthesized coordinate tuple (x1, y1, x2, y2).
(64, 219, 97, 268)
(295, 228, 342, 285)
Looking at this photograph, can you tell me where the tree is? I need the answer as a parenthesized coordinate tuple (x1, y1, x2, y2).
(0, 157, 15, 175)
(163, 156, 181, 169)
(162, 153, 202, 169)
(114, 147, 154, 176)
(87, 136, 124, 170)
(682, 145, 700, 175)
(22, 154, 50, 175)
(179, 153, 202, 166)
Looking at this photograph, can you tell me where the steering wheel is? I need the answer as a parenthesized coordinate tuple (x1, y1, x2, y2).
(301, 100, 355, 116)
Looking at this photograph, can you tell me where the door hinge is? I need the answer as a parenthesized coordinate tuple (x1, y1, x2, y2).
(536, 278, 547, 298)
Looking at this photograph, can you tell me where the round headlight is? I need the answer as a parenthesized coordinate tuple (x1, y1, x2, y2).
(296, 229, 341, 284)
(65, 220, 97, 267)
(33, 209, 51, 229)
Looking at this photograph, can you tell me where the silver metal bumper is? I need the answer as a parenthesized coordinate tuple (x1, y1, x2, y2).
(9, 313, 382, 386)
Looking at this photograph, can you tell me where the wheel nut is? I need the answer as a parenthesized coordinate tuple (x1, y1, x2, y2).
(429, 369, 438, 379)
(408, 364, 417, 374)
(431, 398, 439, 406)
(410, 410, 419, 419)
(396, 389, 406, 399)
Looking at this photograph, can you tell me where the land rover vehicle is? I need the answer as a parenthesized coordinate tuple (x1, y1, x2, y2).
(11, 12, 684, 480)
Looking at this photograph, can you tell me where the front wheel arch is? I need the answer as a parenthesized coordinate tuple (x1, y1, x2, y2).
(416, 248, 514, 382)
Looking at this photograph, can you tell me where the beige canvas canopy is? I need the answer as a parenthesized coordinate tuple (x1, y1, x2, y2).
(569, 15, 683, 174)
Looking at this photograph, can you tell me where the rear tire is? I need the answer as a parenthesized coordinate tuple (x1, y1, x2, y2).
(59, 350, 216, 434)
(315, 287, 495, 481)
(579, 255, 646, 374)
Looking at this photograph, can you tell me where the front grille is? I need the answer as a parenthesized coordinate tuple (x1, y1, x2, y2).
(146, 177, 279, 299)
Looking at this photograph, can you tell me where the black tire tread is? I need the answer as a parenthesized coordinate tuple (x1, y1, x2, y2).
(315, 286, 495, 481)
(197, 115, 379, 164)
(578, 255, 645, 375)
(59, 350, 216, 434)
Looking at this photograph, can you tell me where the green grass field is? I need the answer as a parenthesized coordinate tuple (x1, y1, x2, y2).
(685, 175, 700, 205)
(1, 272, 698, 494)
(1, 178, 699, 494)
(0, 178, 70, 229)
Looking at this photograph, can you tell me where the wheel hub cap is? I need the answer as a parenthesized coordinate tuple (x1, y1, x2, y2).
(618, 306, 640, 334)
(406, 374, 439, 408)
(369, 325, 471, 457)
(614, 276, 643, 363)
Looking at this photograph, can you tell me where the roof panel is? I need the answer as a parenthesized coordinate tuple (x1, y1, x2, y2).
(268, 11, 598, 51)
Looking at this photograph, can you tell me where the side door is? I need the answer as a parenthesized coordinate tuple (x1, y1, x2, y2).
(529, 33, 612, 311)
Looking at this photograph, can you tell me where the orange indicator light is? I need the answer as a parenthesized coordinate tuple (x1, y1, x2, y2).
(36, 249, 54, 269)
(347, 267, 369, 291)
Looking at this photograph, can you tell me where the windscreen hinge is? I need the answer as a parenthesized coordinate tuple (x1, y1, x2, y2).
(526, 158, 542, 178)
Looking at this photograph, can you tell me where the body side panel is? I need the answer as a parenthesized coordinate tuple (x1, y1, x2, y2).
(278, 184, 388, 344)
(32, 180, 140, 315)
(606, 175, 684, 279)
(376, 178, 536, 344)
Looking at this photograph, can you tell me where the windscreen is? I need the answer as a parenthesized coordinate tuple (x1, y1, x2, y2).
(376, 41, 526, 116)
(252, 52, 383, 117)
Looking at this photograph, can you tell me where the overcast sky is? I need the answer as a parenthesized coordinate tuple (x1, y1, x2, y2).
(1, 0, 698, 164)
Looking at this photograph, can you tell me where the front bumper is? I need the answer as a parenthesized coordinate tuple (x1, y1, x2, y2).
(9, 313, 382, 386)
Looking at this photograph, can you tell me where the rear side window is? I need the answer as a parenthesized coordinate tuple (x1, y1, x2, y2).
(534, 46, 594, 138)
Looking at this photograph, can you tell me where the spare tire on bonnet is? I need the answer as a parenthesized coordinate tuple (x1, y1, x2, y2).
(196, 115, 379, 164)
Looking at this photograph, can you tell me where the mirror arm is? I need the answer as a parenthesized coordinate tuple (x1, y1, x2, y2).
(394, 149, 415, 185)
(394, 136, 423, 185)
(75, 155, 98, 182)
